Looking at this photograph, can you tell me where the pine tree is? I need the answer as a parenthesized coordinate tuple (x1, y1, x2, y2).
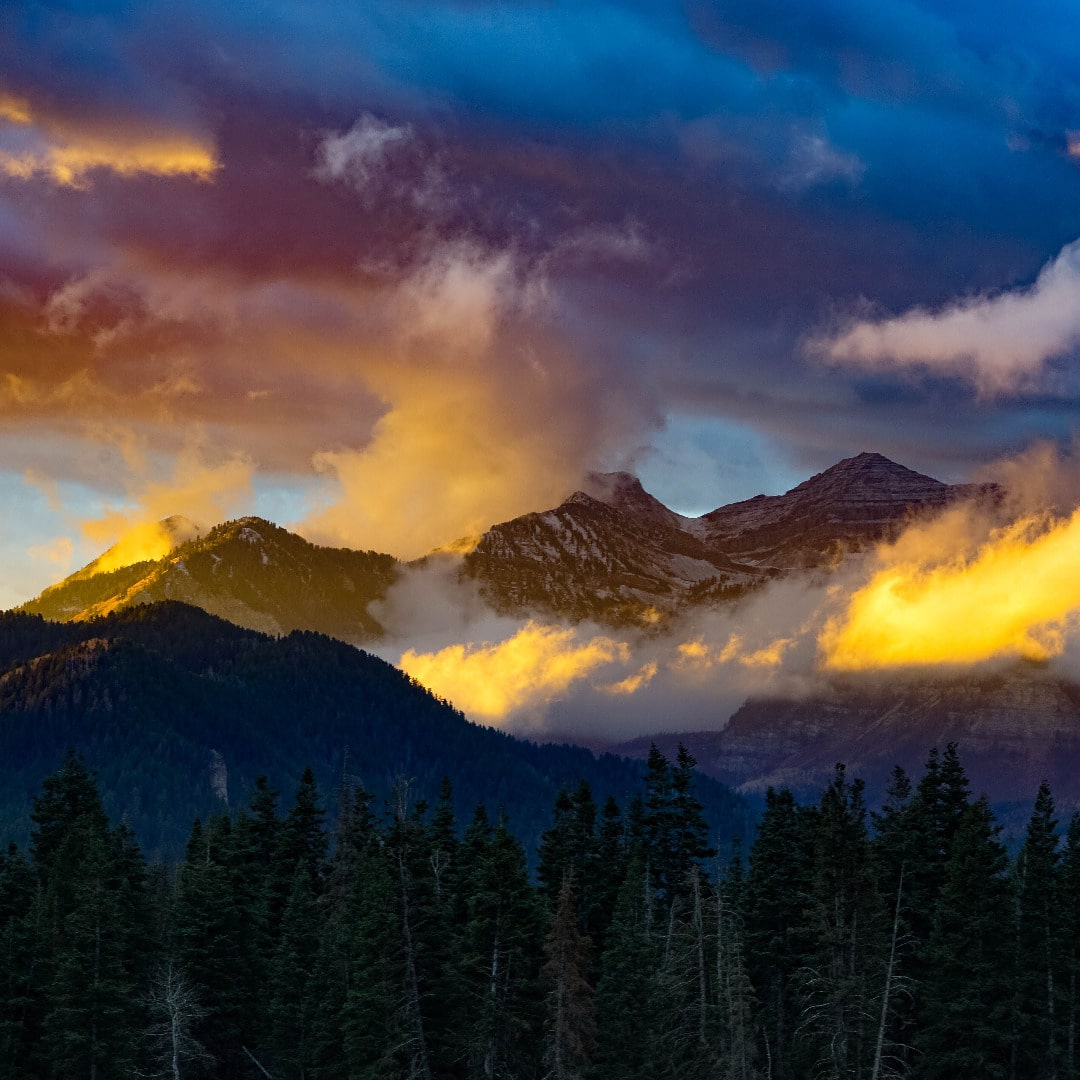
(1013, 781, 1063, 1079)
(460, 811, 544, 1079)
(795, 765, 882, 1080)
(0, 844, 44, 1077)
(30, 749, 109, 879)
(744, 787, 808, 1079)
(268, 867, 321, 1079)
(276, 767, 328, 893)
(42, 819, 143, 1079)
(916, 795, 1014, 1079)
(716, 842, 760, 1080)
(541, 875, 594, 1080)
(341, 837, 401, 1080)
(173, 815, 251, 1074)
(592, 858, 658, 1080)
(1060, 813, 1080, 1080)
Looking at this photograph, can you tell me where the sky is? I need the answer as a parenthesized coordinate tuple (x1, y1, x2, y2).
(4, 0, 1080, 607)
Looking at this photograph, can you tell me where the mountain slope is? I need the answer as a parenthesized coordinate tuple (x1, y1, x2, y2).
(609, 668, 1080, 822)
(0, 602, 751, 861)
(461, 476, 760, 625)
(20, 517, 399, 640)
(464, 452, 992, 625)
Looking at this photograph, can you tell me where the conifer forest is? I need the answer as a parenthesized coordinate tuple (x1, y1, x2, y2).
(1, 742, 1075, 1080)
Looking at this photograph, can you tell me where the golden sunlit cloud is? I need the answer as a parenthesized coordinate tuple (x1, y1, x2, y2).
(304, 240, 606, 557)
(0, 96, 218, 187)
(0, 93, 31, 125)
(399, 621, 628, 721)
(676, 634, 793, 670)
(819, 508, 1080, 670)
(79, 444, 254, 574)
(597, 660, 658, 696)
(0, 134, 219, 187)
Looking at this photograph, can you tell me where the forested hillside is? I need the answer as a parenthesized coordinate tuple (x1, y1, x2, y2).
(1, 745, 1073, 1078)
(0, 602, 750, 862)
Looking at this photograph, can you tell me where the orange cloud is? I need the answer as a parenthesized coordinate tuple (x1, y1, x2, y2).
(819, 507, 1080, 670)
(676, 633, 793, 670)
(0, 96, 218, 187)
(597, 660, 658, 696)
(399, 621, 628, 721)
(304, 240, 609, 557)
(0, 93, 31, 125)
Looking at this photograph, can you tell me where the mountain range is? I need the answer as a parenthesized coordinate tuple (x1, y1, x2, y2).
(22, 451, 985, 633)
(608, 666, 1080, 822)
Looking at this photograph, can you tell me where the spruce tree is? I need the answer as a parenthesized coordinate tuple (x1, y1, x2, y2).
(0, 844, 43, 1077)
(592, 857, 658, 1080)
(42, 819, 143, 1079)
(795, 765, 882, 1080)
(459, 811, 544, 1079)
(916, 795, 1014, 1079)
(1013, 781, 1063, 1079)
(268, 867, 321, 1079)
(744, 788, 807, 1079)
(541, 874, 594, 1080)
(1060, 812, 1080, 1080)
(716, 842, 760, 1080)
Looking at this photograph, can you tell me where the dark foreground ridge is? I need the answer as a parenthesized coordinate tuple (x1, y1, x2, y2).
(0, 601, 749, 861)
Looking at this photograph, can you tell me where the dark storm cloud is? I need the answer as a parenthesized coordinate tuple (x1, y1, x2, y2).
(3, 0, 1080, 589)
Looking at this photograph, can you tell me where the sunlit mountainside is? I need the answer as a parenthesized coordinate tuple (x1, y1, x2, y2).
(21, 516, 399, 640)
(22, 451, 981, 633)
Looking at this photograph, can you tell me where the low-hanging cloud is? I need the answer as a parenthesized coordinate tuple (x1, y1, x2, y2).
(819, 442, 1080, 671)
(815, 237, 1080, 395)
(400, 621, 629, 723)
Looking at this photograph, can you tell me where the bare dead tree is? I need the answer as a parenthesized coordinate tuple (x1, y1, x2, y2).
(143, 959, 212, 1080)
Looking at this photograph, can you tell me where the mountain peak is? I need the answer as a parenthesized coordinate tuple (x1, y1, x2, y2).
(785, 451, 946, 504)
(577, 470, 682, 528)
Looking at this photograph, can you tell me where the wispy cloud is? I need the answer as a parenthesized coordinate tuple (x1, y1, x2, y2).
(814, 237, 1080, 395)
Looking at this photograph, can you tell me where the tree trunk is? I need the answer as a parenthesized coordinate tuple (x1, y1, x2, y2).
(871, 866, 903, 1080)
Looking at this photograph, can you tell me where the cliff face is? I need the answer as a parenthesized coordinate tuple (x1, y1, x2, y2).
(609, 669, 1080, 818)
